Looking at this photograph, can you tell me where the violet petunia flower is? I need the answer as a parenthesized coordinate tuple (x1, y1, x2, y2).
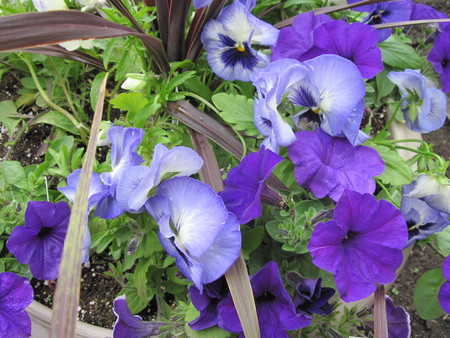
(288, 129, 384, 202)
(385, 296, 411, 338)
(428, 31, 450, 92)
(95, 126, 144, 219)
(145, 177, 241, 293)
(7, 201, 70, 280)
(410, 3, 450, 32)
(201, 1, 278, 81)
(308, 190, 408, 303)
(188, 277, 229, 331)
(217, 261, 311, 336)
(59, 170, 108, 263)
(405, 174, 450, 215)
(438, 256, 450, 313)
(286, 272, 335, 316)
(219, 147, 283, 224)
(347, 0, 412, 42)
(117, 143, 204, 212)
(0, 272, 34, 338)
(388, 69, 447, 133)
(401, 180, 450, 247)
(112, 295, 166, 337)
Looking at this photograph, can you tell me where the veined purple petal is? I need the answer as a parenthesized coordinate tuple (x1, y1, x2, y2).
(113, 295, 166, 337)
(385, 296, 411, 338)
(428, 31, 450, 92)
(439, 256, 450, 313)
(308, 190, 408, 302)
(0, 272, 33, 338)
(6, 201, 70, 280)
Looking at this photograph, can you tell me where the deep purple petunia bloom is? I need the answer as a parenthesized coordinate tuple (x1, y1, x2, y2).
(428, 31, 450, 92)
(59, 169, 108, 263)
(7, 201, 70, 280)
(286, 272, 335, 316)
(308, 190, 408, 302)
(95, 126, 144, 219)
(385, 296, 411, 338)
(0, 272, 34, 338)
(145, 177, 241, 293)
(217, 261, 311, 336)
(347, 0, 412, 41)
(438, 256, 450, 313)
(219, 147, 283, 224)
(117, 143, 204, 213)
(188, 277, 229, 331)
(388, 69, 447, 133)
(410, 3, 450, 32)
(112, 295, 166, 337)
(401, 180, 450, 247)
(271, 12, 331, 62)
(288, 129, 384, 202)
(201, 1, 278, 81)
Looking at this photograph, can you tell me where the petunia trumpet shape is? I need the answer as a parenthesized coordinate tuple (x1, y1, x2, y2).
(201, 1, 278, 81)
(7, 201, 70, 280)
(0, 272, 34, 338)
(95, 126, 144, 219)
(308, 190, 408, 302)
(217, 261, 311, 336)
(401, 180, 450, 247)
(428, 31, 450, 92)
(387, 69, 447, 133)
(438, 255, 450, 313)
(117, 143, 204, 212)
(219, 146, 283, 224)
(112, 295, 166, 337)
(59, 169, 108, 263)
(288, 129, 384, 202)
(145, 177, 241, 293)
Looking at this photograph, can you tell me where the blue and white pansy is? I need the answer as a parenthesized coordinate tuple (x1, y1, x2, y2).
(201, 1, 278, 81)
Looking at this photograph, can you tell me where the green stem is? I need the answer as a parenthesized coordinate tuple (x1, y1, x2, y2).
(390, 146, 446, 170)
(374, 100, 404, 139)
(20, 55, 89, 142)
(376, 179, 401, 208)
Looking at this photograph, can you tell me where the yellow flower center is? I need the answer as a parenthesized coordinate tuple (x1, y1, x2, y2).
(236, 44, 246, 52)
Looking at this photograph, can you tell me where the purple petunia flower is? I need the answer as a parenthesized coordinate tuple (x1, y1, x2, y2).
(406, 174, 450, 215)
(7, 201, 70, 280)
(286, 272, 335, 316)
(218, 147, 283, 224)
(385, 296, 411, 338)
(112, 295, 166, 337)
(59, 169, 108, 263)
(308, 190, 408, 302)
(117, 143, 204, 212)
(288, 129, 384, 202)
(188, 277, 229, 331)
(347, 0, 412, 42)
(0, 272, 34, 338)
(145, 177, 241, 293)
(428, 31, 450, 92)
(401, 180, 450, 247)
(410, 3, 450, 32)
(217, 261, 311, 336)
(438, 256, 450, 313)
(201, 1, 278, 81)
(388, 69, 447, 133)
(95, 126, 144, 219)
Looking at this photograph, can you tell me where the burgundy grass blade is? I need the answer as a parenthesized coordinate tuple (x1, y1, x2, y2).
(0, 11, 169, 75)
(16, 46, 105, 70)
(109, 0, 147, 34)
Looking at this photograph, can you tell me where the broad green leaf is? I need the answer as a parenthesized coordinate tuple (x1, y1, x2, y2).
(167, 71, 195, 92)
(0, 100, 23, 134)
(414, 268, 446, 320)
(212, 93, 258, 135)
(110, 92, 148, 113)
(435, 227, 450, 256)
(183, 77, 213, 101)
(134, 258, 153, 303)
(129, 102, 160, 128)
(0, 161, 26, 186)
(32, 110, 79, 134)
(375, 69, 395, 104)
(378, 37, 423, 69)
(242, 226, 265, 259)
(185, 303, 231, 338)
(365, 141, 413, 186)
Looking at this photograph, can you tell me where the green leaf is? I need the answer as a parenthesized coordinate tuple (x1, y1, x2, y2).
(183, 77, 213, 102)
(378, 36, 423, 69)
(375, 69, 396, 104)
(0, 161, 26, 186)
(185, 303, 231, 337)
(32, 110, 79, 135)
(111, 92, 148, 113)
(167, 71, 195, 93)
(0, 100, 23, 134)
(212, 93, 258, 135)
(414, 268, 446, 320)
(435, 226, 450, 256)
(242, 226, 265, 259)
(128, 102, 160, 128)
(365, 141, 413, 186)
